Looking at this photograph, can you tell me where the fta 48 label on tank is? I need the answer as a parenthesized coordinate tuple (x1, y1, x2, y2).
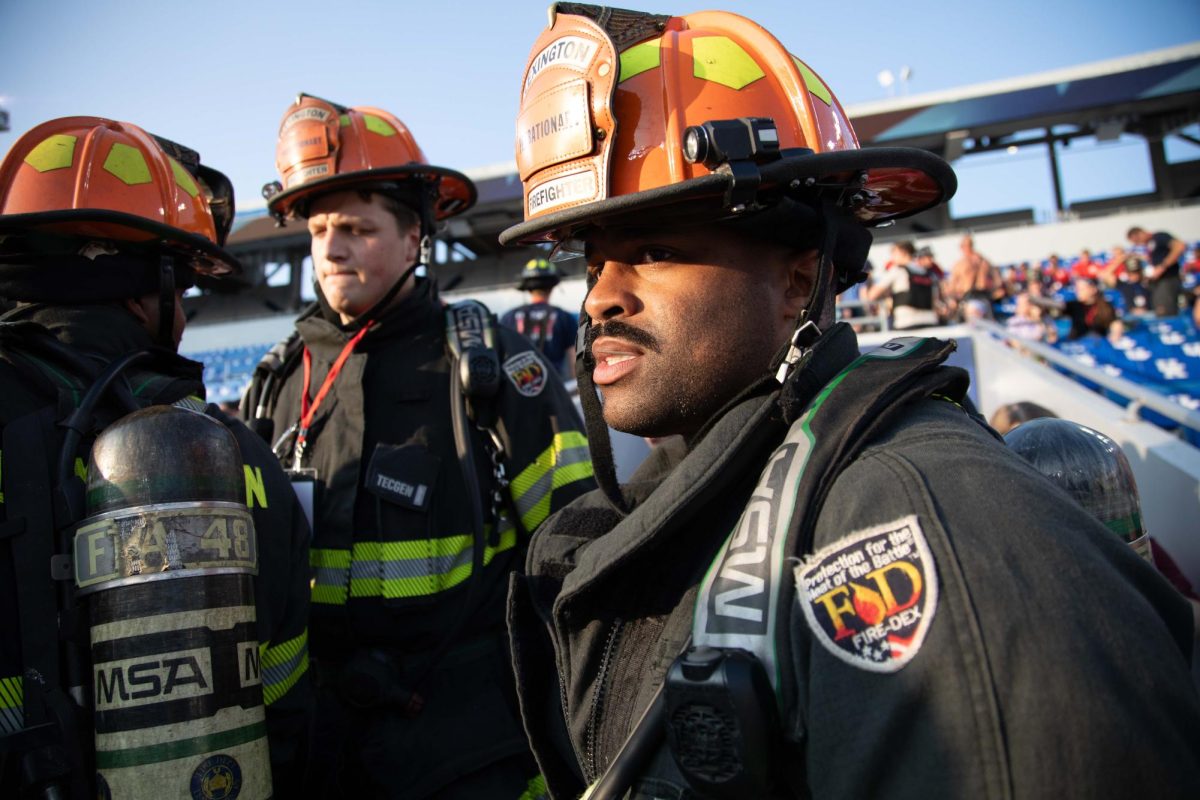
(74, 503, 259, 591)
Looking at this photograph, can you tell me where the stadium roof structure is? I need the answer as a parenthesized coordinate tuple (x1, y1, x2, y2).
(847, 42, 1200, 154)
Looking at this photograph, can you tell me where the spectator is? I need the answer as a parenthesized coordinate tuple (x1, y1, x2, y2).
(1031, 276, 1117, 340)
(1099, 247, 1128, 291)
(1071, 247, 1101, 280)
(1005, 292, 1049, 342)
(1010, 260, 1032, 292)
(1128, 226, 1188, 316)
(865, 240, 942, 329)
(1045, 253, 1070, 290)
(947, 234, 1001, 319)
(1115, 259, 1152, 317)
(988, 400, 1056, 435)
(914, 245, 944, 279)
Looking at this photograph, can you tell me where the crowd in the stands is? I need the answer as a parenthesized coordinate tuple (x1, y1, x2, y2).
(845, 226, 1200, 341)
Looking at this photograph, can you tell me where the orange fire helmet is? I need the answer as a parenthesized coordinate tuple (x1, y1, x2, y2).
(0, 116, 240, 276)
(264, 94, 477, 223)
(499, 5, 956, 246)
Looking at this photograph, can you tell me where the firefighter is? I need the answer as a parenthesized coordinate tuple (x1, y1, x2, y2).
(0, 116, 312, 798)
(242, 94, 595, 799)
(500, 6, 1200, 799)
(500, 258, 577, 376)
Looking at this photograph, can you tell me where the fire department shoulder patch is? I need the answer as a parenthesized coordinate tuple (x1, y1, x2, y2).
(795, 515, 937, 673)
(503, 350, 547, 397)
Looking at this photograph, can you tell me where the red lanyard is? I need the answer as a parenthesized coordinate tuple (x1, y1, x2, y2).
(296, 322, 372, 457)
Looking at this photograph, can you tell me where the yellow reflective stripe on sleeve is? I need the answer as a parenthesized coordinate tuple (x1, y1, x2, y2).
(518, 773, 549, 800)
(258, 630, 308, 706)
(511, 431, 593, 532)
(310, 523, 520, 605)
(0, 675, 24, 733)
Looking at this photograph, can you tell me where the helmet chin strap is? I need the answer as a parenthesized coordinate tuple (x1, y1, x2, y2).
(575, 313, 632, 516)
(774, 201, 839, 384)
(157, 254, 178, 350)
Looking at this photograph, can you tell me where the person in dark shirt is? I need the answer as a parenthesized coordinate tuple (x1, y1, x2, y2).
(1127, 226, 1187, 316)
(1115, 259, 1152, 316)
(1031, 277, 1117, 340)
(500, 258, 577, 377)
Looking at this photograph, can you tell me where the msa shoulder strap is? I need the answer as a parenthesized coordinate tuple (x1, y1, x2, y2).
(444, 300, 502, 427)
(673, 336, 967, 797)
(244, 330, 304, 444)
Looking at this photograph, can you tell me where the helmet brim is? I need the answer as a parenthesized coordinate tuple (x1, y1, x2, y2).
(267, 164, 477, 221)
(0, 208, 242, 277)
(500, 147, 956, 246)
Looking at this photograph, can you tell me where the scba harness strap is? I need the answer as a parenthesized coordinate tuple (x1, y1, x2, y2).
(675, 336, 969, 798)
(0, 327, 174, 798)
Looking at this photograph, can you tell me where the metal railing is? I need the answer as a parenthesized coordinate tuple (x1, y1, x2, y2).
(972, 319, 1200, 434)
(835, 299, 892, 332)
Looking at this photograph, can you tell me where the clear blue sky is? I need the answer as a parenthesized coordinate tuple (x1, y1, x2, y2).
(2, 0, 1199, 218)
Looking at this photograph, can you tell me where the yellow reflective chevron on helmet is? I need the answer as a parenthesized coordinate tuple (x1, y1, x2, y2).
(23, 134, 77, 173)
(363, 114, 397, 137)
(102, 141, 152, 185)
(620, 39, 661, 82)
(692, 36, 765, 90)
(792, 56, 833, 105)
(169, 158, 200, 198)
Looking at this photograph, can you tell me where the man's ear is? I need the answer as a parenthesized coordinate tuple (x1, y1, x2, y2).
(407, 223, 422, 256)
(122, 295, 151, 326)
(782, 248, 820, 318)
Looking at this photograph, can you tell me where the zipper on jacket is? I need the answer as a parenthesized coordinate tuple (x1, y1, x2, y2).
(585, 617, 625, 782)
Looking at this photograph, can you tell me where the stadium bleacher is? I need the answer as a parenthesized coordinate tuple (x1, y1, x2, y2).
(191, 343, 273, 405)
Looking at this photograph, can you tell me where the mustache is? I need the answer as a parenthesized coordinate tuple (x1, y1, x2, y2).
(586, 319, 661, 353)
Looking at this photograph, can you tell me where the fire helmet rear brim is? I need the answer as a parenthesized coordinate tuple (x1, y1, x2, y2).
(0, 208, 242, 277)
(499, 146, 956, 246)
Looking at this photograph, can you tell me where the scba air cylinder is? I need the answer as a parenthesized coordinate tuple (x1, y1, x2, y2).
(73, 405, 271, 799)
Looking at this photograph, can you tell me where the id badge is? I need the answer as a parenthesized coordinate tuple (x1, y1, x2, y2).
(285, 468, 318, 537)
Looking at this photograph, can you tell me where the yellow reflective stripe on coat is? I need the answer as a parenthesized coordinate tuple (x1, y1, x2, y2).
(0, 675, 23, 733)
(258, 630, 309, 706)
(510, 431, 593, 532)
(309, 521, 518, 605)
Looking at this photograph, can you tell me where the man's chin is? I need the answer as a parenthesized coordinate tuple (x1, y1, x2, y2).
(601, 402, 682, 441)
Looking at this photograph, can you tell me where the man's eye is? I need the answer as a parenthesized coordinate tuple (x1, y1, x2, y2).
(641, 247, 675, 263)
(586, 262, 604, 281)
(308, 226, 325, 237)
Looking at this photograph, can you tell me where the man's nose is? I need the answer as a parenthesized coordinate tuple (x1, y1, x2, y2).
(322, 228, 350, 261)
(584, 261, 641, 321)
